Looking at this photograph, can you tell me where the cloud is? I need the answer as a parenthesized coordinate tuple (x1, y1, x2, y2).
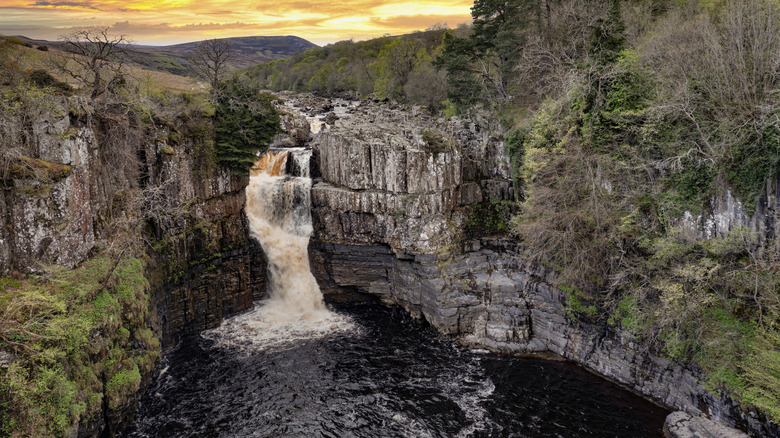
(33, 1, 100, 9)
(370, 14, 470, 30)
(0, 0, 474, 45)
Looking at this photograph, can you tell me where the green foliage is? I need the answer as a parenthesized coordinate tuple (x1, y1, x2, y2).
(1, 37, 32, 48)
(421, 129, 452, 153)
(105, 365, 141, 410)
(27, 70, 73, 96)
(608, 295, 641, 335)
(588, 0, 626, 66)
(505, 1, 780, 424)
(504, 127, 526, 200)
(214, 76, 280, 174)
(742, 326, 780, 422)
(0, 256, 160, 437)
(563, 288, 598, 321)
(248, 28, 448, 109)
(467, 200, 515, 237)
(436, 0, 529, 108)
(660, 159, 715, 219)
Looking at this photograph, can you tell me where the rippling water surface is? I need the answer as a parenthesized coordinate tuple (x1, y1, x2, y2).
(123, 299, 669, 437)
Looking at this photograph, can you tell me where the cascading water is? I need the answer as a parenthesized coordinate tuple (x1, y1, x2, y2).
(125, 107, 670, 438)
(204, 147, 353, 350)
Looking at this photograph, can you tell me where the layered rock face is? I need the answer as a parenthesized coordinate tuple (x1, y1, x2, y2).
(301, 94, 513, 253)
(0, 98, 265, 435)
(679, 179, 780, 247)
(0, 98, 264, 342)
(282, 95, 776, 438)
(140, 144, 267, 345)
(0, 102, 96, 274)
(311, 239, 773, 436)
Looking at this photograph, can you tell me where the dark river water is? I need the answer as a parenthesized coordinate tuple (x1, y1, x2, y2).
(123, 298, 669, 438)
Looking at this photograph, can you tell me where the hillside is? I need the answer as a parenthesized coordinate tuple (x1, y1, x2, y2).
(247, 27, 449, 107)
(13, 35, 318, 76)
(131, 35, 317, 74)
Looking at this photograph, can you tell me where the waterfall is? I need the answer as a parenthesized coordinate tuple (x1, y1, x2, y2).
(203, 147, 354, 351)
(246, 149, 324, 319)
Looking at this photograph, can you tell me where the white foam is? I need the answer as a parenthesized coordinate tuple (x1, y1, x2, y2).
(217, 148, 356, 352)
(202, 303, 356, 352)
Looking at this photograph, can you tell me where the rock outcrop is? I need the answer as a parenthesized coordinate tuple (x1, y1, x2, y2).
(141, 149, 267, 345)
(290, 93, 514, 254)
(1, 102, 96, 274)
(0, 97, 266, 436)
(665, 411, 750, 438)
(1, 98, 266, 342)
(679, 178, 780, 247)
(271, 95, 779, 438)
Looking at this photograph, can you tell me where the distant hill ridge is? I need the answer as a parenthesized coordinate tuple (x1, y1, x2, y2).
(13, 34, 318, 75)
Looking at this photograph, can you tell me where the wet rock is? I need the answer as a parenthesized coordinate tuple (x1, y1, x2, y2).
(274, 109, 311, 147)
(310, 239, 778, 438)
(324, 112, 338, 125)
(664, 411, 750, 438)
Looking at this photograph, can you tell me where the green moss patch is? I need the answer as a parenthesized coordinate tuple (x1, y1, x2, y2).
(0, 256, 159, 437)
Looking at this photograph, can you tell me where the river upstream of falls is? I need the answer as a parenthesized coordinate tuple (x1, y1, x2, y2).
(123, 147, 670, 437)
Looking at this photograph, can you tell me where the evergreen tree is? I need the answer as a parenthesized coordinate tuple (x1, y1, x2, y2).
(435, 0, 531, 108)
(588, 0, 626, 66)
(214, 76, 280, 174)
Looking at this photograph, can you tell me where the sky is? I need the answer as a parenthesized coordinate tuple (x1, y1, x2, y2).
(0, 0, 473, 46)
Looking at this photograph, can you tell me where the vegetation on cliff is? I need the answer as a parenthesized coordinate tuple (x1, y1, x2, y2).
(437, 0, 780, 423)
(0, 257, 156, 437)
(253, 0, 779, 425)
(0, 30, 279, 436)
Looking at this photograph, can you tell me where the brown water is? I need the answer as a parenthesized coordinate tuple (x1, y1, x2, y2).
(244, 148, 352, 336)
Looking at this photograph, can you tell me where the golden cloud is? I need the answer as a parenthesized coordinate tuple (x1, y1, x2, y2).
(0, 0, 472, 45)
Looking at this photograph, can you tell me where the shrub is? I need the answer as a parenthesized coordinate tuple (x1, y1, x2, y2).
(421, 129, 451, 153)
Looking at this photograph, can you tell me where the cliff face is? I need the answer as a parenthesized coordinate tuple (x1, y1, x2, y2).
(679, 179, 780, 248)
(312, 239, 774, 437)
(305, 95, 513, 253)
(0, 102, 95, 274)
(0, 98, 265, 341)
(284, 95, 776, 438)
(0, 97, 264, 436)
(137, 130, 266, 346)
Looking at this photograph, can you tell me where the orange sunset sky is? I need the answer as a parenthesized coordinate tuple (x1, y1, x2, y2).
(0, 0, 473, 46)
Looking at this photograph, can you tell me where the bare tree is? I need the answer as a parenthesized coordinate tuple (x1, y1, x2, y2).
(188, 38, 234, 96)
(53, 27, 131, 99)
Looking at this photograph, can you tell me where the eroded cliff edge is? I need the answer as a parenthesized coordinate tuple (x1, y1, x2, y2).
(0, 96, 266, 436)
(287, 95, 779, 438)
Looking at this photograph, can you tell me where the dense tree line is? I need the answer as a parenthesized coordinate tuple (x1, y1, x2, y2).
(247, 27, 449, 110)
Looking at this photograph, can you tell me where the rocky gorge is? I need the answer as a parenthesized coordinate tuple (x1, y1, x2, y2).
(0, 96, 266, 435)
(2, 91, 777, 437)
(269, 93, 778, 438)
